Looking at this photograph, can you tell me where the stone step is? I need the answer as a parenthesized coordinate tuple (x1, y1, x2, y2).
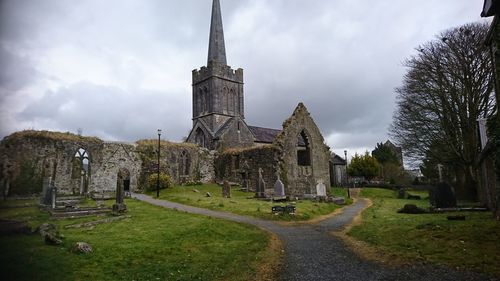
(56, 199, 82, 206)
(50, 208, 112, 218)
(57, 196, 85, 201)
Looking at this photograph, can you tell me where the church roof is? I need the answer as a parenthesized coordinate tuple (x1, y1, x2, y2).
(208, 0, 227, 65)
(248, 126, 281, 144)
(248, 125, 306, 146)
(330, 154, 347, 165)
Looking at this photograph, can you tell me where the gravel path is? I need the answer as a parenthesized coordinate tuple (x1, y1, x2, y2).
(131, 193, 497, 281)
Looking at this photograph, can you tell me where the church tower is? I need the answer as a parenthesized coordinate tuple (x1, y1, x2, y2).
(187, 0, 252, 150)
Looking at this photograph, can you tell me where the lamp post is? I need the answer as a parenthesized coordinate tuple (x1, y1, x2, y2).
(344, 150, 350, 199)
(157, 129, 162, 198)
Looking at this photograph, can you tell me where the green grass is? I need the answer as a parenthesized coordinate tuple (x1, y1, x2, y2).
(349, 187, 500, 276)
(0, 199, 273, 281)
(153, 184, 350, 221)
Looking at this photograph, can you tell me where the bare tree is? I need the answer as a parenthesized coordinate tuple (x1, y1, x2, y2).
(390, 22, 495, 199)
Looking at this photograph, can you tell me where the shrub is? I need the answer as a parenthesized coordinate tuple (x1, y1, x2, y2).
(146, 173, 172, 191)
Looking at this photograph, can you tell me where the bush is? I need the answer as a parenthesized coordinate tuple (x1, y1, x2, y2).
(146, 173, 172, 191)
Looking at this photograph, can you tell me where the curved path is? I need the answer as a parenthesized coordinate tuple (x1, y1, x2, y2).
(132, 193, 496, 281)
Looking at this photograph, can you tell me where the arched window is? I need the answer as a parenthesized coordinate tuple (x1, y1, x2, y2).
(179, 150, 190, 176)
(200, 89, 206, 114)
(297, 130, 311, 166)
(203, 87, 209, 113)
(72, 148, 90, 195)
(195, 128, 206, 148)
(228, 89, 235, 115)
(222, 87, 229, 114)
(197, 88, 203, 116)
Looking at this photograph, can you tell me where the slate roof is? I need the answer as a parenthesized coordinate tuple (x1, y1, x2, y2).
(331, 154, 347, 165)
(248, 125, 307, 146)
(248, 126, 281, 143)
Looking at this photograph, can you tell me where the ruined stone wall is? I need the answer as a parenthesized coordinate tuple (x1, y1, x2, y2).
(0, 130, 215, 197)
(136, 140, 214, 188)
(0, 130, 103, 196)
(215, 146, 279, 192)
(274, 103, 331, 197)
(88, 142, 142, 198)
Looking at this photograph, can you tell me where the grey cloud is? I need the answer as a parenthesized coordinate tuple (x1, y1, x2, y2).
(17, 82, 191, 141)
(0, 0, 489, 155)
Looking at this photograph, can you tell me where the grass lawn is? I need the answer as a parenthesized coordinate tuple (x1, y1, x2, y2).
(349, 188, 500, 276)
(153, 184, 351, 221)
(0, 198, 275, 281)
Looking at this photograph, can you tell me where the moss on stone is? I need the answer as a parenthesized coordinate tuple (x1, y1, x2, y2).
(2, 130, 102, 145)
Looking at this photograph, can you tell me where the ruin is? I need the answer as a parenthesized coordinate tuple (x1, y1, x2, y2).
(0, 0, 334, 200)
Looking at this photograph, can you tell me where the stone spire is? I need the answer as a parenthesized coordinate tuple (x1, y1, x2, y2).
(207, 0, 227, 65)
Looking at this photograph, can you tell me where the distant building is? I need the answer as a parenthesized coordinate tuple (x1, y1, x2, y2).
(381, 140, 404, 167)
(329, 154, 347, 186)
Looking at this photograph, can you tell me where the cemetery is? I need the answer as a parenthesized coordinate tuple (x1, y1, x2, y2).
(1, 0, 500, 280)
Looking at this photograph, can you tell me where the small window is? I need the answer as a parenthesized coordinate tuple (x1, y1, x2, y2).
(297, 130, 311, 166)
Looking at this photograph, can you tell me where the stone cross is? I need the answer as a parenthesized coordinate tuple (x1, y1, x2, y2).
(255, 167, 266, 198)
(112, 178, 127, 214)
(222, 180, 231, 198)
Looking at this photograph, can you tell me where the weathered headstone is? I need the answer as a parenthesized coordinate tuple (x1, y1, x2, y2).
(429, 182, 457, 208)
(397, 204, 426, 214)
(222, 180, 231, 198)
(397, 187, 406, 199)
(50, 184, 57, 209)
(240, 161, 251, 191)
(316, 180, 327, 198)
(40, 177, 52, 206)
(273, 171, 286, 200)
(112, 181, 127, 214)
(255, 168, 266, 198)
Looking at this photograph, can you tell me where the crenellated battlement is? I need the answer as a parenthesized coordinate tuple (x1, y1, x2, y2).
(192, 61, 243, 84)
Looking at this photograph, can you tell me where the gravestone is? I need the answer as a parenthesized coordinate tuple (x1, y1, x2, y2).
(397, 187, 406, 199)
(255, 168, 266, 198)
(50, 184, 57, 209)
(40, 177, 52, 206)
(240, 161, 251, 191)
(112, 181, 127, 214)
(316, 180, 327, 198)
(222, 180, 231, 198)
(273, 171, 286, 200)
(429, 182, 457, 208)
(397, 204, 426, 214)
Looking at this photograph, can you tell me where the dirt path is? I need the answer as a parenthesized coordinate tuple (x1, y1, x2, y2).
(131, 193, 496, 281)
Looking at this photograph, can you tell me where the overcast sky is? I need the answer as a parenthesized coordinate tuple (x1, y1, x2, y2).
(0, 0, 489, 161)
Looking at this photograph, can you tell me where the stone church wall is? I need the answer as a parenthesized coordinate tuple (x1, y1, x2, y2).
(0, 131, 215, 197)
(215, 145, 280, 192)
(274, 103, 331, 197)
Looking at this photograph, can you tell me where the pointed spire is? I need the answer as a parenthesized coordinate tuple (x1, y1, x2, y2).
(208, 0, 227, 65)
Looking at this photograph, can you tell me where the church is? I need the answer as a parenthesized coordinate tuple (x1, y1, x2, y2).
(0, 0, 333, 199)
(189, 0, 332, 197)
